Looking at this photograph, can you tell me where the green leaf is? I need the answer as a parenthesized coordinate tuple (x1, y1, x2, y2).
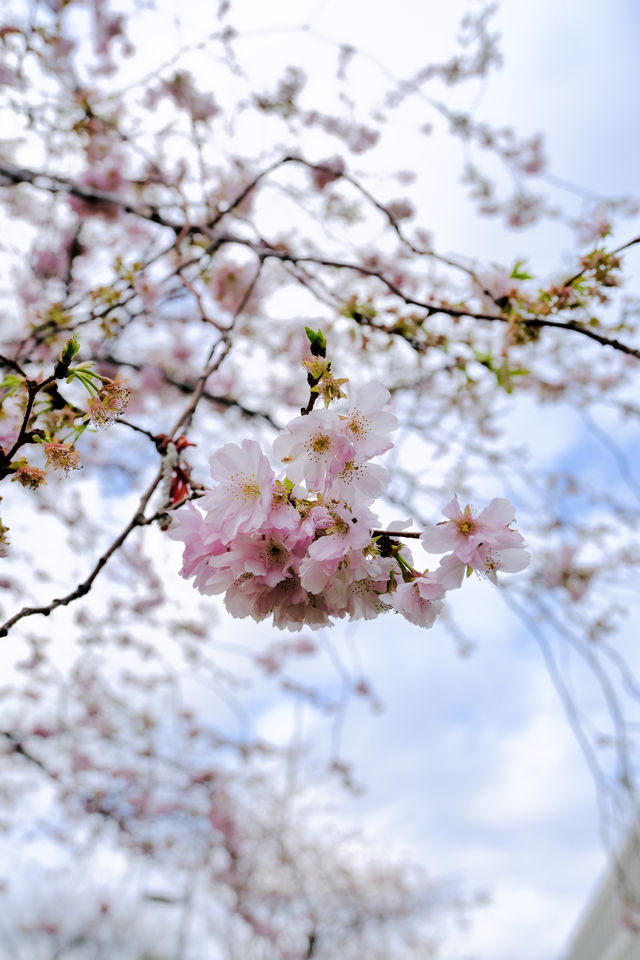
(58, 335, 80, 365)
(304, 327, 327, 357)
(510, 260, 534, 281)
(473, 351, 529, 394)
(0, 374, 25, 399)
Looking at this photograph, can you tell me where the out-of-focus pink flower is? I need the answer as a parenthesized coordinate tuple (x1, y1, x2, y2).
(386, 199, 414, 221)
(543, 545, 593, 601)
(0, 429, 18, 454)
(577, 203, 612, 247)
(133, 273, 162, 310)
(209, 260, 257, 316)
(310, 156, 345, 191)
(145, 71, 220, 123)
(81, 164, 125, 194)
(31, 246, 69, 281)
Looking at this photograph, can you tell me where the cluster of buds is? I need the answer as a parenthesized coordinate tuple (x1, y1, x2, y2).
(169, 331, 529, 631)
(157, 433, 198, 520)
(0, 337, 130, 553)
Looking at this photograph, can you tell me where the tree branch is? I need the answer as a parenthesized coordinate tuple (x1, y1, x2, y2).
(0, 463, 162, 637)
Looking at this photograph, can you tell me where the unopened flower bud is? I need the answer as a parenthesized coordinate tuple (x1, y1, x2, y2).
(54, 335, 81, 378)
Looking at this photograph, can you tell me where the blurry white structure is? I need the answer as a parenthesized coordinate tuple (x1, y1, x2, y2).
(563, 831, 640, 960)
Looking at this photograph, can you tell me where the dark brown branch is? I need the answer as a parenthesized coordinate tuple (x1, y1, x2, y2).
(0, 354, 27, 376)
(2, 730, 49, 772)
(203, 156, 640, 361)
(206, 156, 290, 230)
(7, 157, 637, 361)
(521, 316, 640, 360)
(211, 234, 640, 361)
(0, 164, 182, 234)
(116, 418, 158, 441)
(1, 373, 57, 473)
(372, 529, 422, 539)
(613, 234, 640, 256)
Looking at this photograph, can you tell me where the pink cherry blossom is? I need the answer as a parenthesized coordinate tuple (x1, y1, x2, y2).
(299, 502, 377, 594)
(383, 575, 445, 628)
(273, 408, 354, 493)
(202, 439, 275, 540)
(326, 458, 389, 507)
(170, 389, 529, 632)
(133, 273, 162, 310)
(230, 532, 301, 588)
(81, 163, 126, 194)
(224, 572, 331, 631)
(167, 502, 226, 593)
(310, 156, 345, 191)
(266, 480, 303, 531)
(423, 495, 529, 584)
(31, 243, 71, 281)
(422, 495, 522, 561)
(483, 546, 530, 582)
(343, 555, 395, 620)
(434, 545, 529, 589)
(433, 553, 468, 591)
(341, 380, 398, 459)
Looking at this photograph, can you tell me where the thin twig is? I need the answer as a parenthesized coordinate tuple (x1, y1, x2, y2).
(371, 529, 422, 539)
(0, 460, 164, 638)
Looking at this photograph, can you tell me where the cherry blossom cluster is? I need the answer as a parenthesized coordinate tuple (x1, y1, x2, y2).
(169, 361, 529, 632)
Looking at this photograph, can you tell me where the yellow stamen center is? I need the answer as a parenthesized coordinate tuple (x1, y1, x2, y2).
(311, 433, 330, 453)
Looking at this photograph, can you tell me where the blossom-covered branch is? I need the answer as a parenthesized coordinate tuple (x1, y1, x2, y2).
(169, 331, 529, 632)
